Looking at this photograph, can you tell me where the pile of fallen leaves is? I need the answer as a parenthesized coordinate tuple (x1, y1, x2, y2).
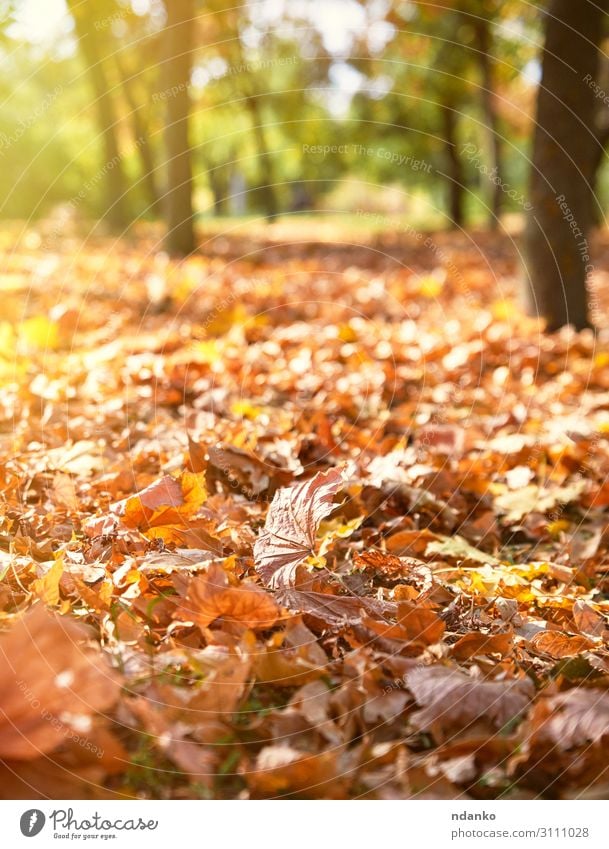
(2, 221, 609, 799)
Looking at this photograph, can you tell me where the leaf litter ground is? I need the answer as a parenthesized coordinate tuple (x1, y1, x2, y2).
(2, 222, 609, 799)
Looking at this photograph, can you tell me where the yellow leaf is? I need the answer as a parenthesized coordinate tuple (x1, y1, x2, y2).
(547, 519, 570, 536)
(206, 304, 249, 337)
(32, 556, 64, 606)
(417, 274, 444, 298)
(318, 516, 364, 555)
(231, 399, 264, 419)
(305, 553, 327, 570)
(192, 340, 221, 364)
(338, 323, 357, 342)
(491, 299, 515, 320)
(179, 471, 208, 516)
(0, 322, 15, 359)
(19, 316, 60, 351)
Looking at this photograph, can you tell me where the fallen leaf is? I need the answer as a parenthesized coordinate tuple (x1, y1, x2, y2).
(451, 631, 513, 660)
(572, 600, 607, 639)
(176, 562, 279, 630)
(0, 605, 119, 760)
(425, 535, 500, 566)
(254, 467, 346, 588)
(530, 631, 594, 658)
(396, 602, 445, 645)
(527, 689, 609, 749)
(406, 666, 533, 738)
(248, 745, 351, 798)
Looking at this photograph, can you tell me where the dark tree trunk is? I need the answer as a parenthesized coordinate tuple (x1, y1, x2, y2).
(116, 52, 161, 217)
(523, 0, 608, 331)
(442, 102, 465, 228)
(473, 16, 503, 229)
(162, 0, 195, 255)
(67, 0, 128, 229)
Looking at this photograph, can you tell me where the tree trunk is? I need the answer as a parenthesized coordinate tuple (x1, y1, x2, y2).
(523, 0, 608, 331)
(245, 94, 278, 221)
(67, 0, 128, 229)
(115, 52, 161, 217)
(162, 0, 195, 255)
(442, 102, 465, 228)
(473, 16, 503, 229)
(208, 167, 227, 216)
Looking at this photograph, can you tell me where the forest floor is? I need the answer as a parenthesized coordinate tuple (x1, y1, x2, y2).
(2, 222, 609, 799)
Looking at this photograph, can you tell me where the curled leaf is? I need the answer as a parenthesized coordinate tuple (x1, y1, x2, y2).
(254, 467, 346, 588)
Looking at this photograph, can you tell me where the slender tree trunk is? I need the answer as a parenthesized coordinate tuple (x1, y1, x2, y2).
(245, 94, 278, 221)
(523, 0, 608, 331)
(473, 16, 503, 229)
(442, 102, 465, 228)
(67, 0, 128, 229)
(162, 0, 195, 255)
(115, 52, 161, 216)
(208, 168, 227, 216)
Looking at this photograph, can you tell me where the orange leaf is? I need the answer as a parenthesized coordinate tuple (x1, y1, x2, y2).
(530, 630, 594, 658)
(177, 562, 279, 630)
(451, 631, 513, 660)
(114, 471, 207, 532)
(397, 601, 445, 645)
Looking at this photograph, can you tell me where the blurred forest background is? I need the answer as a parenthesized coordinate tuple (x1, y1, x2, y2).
(0, 1, 568, 230)
(0, 0, 608, 332)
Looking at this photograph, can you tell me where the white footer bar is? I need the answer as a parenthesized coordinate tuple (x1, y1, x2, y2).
(1, 799, 607, 848)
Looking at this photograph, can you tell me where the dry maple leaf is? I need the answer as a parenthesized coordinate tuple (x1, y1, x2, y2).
(572, 600, 608, 639)
(206, 443, 294, 496)
(451, 630, 514, 660)
(0, 605, 119, 760)
(113, 471, 207, 529)
(406, 666, 534, 738)
(279, 583, 397, 627)
(527, 689, 609, 749)
(530, 630, 593, 658)
(176, 562, 280, 630)
(254, 467, 346, 588)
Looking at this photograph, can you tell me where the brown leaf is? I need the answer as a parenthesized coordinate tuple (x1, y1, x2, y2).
(252, 617, 329, 686)
(279, 586, 396, 627)
(406, 666, 533, 738)
(176, 562, 279, 630)
(385, 528, 439, 557)
(572, 600, 607, 639)
(248, 745, 352, 798)
(207, 443, 293, 496)
(353, 550, 428, 582)
(254, 467, 346, 588)
(0, 605, 119, 760)
(530, 630, 593, 658)
(451, 631, 513, 660)
(528, 689, 609, 749)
